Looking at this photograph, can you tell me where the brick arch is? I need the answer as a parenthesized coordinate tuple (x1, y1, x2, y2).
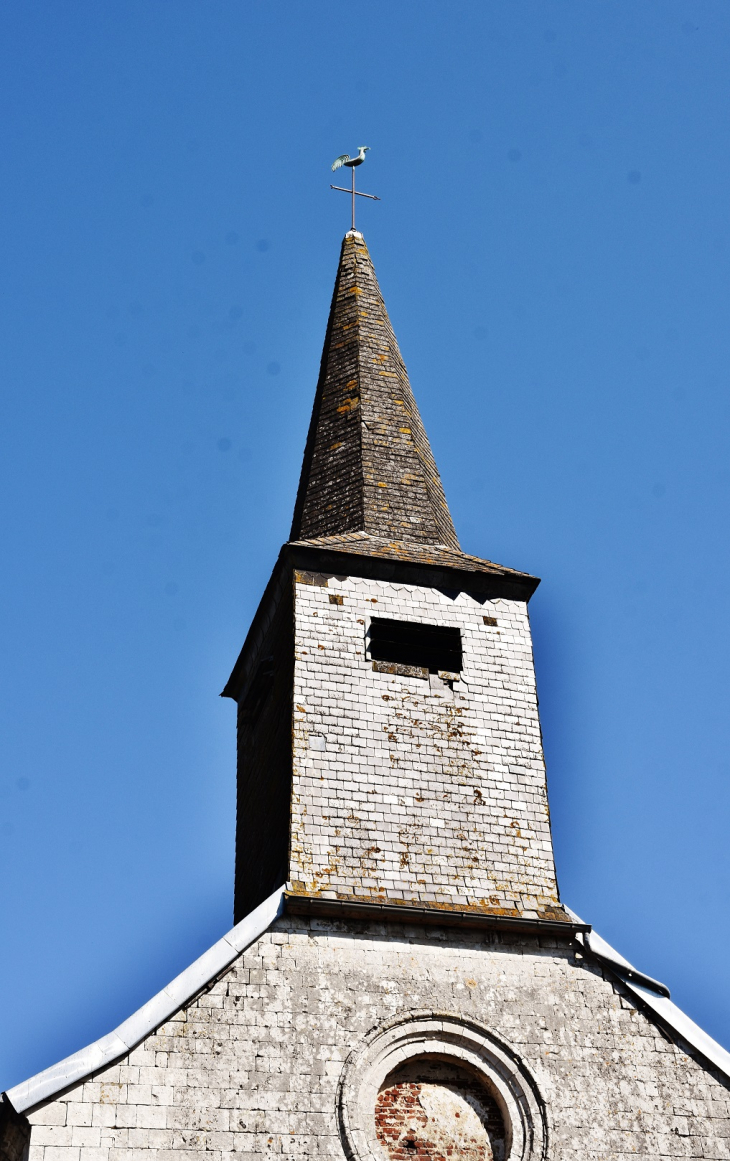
(375, 1057, 506, 1161)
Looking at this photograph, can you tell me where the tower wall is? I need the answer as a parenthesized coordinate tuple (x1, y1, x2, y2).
(289, 568, 561, 918)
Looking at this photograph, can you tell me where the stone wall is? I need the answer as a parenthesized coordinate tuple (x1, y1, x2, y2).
(23, 916, 730, 1161)
(291, 572, 561, 918)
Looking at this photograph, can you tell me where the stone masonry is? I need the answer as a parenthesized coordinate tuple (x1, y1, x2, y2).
(22, 917, 730, 1160)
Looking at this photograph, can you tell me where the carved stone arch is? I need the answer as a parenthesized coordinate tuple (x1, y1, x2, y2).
(337, 1011, 548, 1161)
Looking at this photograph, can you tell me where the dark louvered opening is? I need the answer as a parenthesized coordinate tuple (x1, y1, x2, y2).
(368, 618, 462, 674)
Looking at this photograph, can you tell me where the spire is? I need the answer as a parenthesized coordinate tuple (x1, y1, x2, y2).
(290, 232, 460, 550)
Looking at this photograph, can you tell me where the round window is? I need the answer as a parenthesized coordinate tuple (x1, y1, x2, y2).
(337, 1012, 547, 1161)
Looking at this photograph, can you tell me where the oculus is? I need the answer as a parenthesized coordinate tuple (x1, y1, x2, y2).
(337, 1012, 547, 1161)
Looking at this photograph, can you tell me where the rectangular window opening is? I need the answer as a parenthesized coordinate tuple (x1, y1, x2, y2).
(368, 618, 462, 675)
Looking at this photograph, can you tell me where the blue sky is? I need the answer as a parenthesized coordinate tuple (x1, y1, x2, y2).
(2, 1, 729, 1088)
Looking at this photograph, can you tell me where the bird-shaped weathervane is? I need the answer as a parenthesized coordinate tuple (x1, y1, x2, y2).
(330, 146, 380, 232)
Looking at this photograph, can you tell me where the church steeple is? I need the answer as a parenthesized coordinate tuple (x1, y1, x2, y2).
(226, 229, 566, 930)
(290, 231, 459, 550)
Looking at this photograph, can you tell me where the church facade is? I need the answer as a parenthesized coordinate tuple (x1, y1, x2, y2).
(3, 232, 730, 1160)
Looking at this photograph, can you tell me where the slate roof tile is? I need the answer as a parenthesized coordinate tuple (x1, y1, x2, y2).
(290, 231, 460, 549)
(289, 531, 536, 583)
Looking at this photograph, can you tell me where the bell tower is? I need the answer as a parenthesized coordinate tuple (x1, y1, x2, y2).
(224, 231, 569, 930)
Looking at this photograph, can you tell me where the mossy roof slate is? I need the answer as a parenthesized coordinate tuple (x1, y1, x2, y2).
(290, 231, 459, 550)
(289, 531, 536, 583)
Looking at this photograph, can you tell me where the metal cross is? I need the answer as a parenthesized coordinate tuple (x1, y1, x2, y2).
(330, 165, 380, 232)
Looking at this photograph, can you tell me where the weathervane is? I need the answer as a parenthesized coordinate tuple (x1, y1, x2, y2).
(330, 146, 380, 232)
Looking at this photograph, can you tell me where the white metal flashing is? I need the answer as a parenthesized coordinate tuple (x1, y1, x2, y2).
(620, 981, 730, 1079)
(4, 886, 285, 1115)
(568, 906, 730, 1083)
(6, 891, 730, 1115)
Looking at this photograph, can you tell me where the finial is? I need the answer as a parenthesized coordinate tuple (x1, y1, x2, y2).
(330, 146, 380, 232)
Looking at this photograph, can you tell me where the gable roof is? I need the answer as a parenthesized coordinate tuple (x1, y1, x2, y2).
(4, 894, 730, 1116)
(290, 230, 459, 550)
(568, 908, 730, 1081)
(4, 888, 285, 1115)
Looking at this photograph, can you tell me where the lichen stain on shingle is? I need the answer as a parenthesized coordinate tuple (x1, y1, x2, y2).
(290, 233, 460, 550)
